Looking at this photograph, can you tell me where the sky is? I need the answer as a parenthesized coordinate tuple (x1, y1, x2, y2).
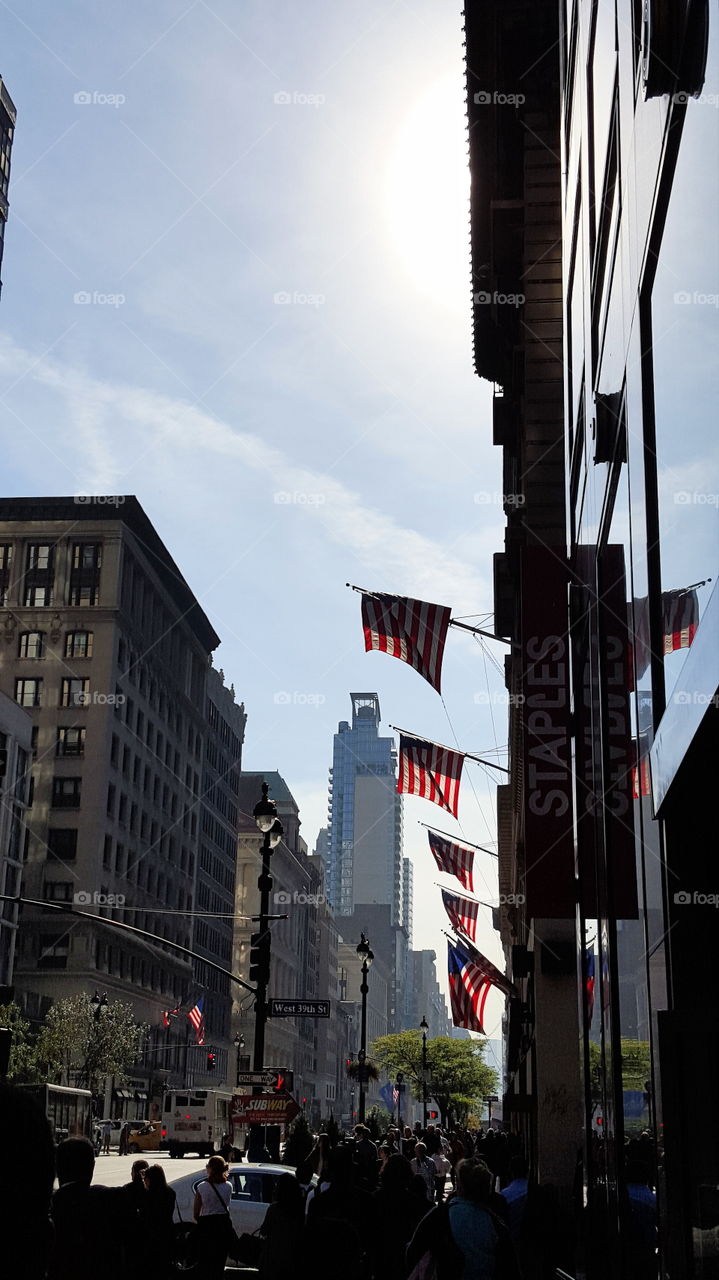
(0, 0, 519, 1036)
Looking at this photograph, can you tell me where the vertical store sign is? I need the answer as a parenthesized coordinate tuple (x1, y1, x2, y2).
(521, 547, 575, 917)
(598, 544, 638, 919)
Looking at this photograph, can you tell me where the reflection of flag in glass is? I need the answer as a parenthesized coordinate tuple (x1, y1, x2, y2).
(187, 999, 205, 1046)
(630, 588, 699, 685)
(361, 592, 451, 694)
(584, 951, 595, 1024)
(441, 889, 480, 943)
(428, 832, 474, 893)
(631, 735, 651, 798)
(398, 735, 465, 817)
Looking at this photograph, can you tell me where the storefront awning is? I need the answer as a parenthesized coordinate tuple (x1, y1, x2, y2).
(114, 1089, 132, 1099)
(134, 1091, 148, 1101)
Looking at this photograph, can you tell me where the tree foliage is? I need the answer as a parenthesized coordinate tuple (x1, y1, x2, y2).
(371, 1031, 498, 1127)
(34, 993, 147, 1093)
(588, 1039, 652, 1098)
(0, 1002, 42, 1083)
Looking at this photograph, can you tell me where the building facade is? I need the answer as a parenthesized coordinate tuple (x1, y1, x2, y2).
(325, 694, 403, 921)
(0, 691, 31, 987)
(465, 1, 717, 1276)
(0, 75, 16, 296)
(233, 771, 325, 1118)
(404, 949, 452, 1041)
(0, 497, 245, 1102)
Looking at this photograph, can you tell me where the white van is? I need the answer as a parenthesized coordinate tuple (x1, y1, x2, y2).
(161, 1088, 233, 1158)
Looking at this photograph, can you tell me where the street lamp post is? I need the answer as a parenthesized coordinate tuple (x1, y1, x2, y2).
(395, 1072, 404, 1130)
(356, 932, 374, 1124)
(90, 991, 110, 1117)
(420, 1015, 429, 1131)
(248, 783, 283, 1162)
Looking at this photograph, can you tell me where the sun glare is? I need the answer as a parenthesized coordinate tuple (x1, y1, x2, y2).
(385, 76, 471, 309)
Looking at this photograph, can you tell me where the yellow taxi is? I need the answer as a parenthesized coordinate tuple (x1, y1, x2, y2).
(127, 1120, 162, 1153)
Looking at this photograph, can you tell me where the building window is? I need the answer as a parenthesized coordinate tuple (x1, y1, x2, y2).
(65, 631, 93, 659)
(107, 784, 116, 817)
(47, 828, 78, 861)
(18, 631, 45, 659)
(57, 727, 86, 758)
(61, 678, 89, 708)
(0, 543, 12, 605)
(52, 777, 82, 809)
(38, 933, 70, 969)
(24, 543, 55, 606)
(68, 542, 102, 606)
(15, 678, 42, 708)
(43, 881, 73, 902)
(103, 834, 112, 868)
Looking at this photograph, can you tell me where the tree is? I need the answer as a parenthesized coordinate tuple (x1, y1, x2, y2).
(371, 1031, 498, 1128)
(34, 993, 147, 1094)
(0, 1002, 42, 1083)
(588, 1039, 652, 1102)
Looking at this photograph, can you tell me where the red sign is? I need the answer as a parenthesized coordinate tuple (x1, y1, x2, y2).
(230, 1092, 300, 1126)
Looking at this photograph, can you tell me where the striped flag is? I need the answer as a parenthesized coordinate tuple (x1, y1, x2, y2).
(428, 831, 475, 893)
(447, 940, 494, 1033)
(187, 998, 205, 1046)
(361, 592, 451, 694)
(441, 889, 480, 942)
(585, 950, 596, 1024)
(631, 587, 699, 684)
(398, 734, 465, 817)
(162, 1006, 180, 1028)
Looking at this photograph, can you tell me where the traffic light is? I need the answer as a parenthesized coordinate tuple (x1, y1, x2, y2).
(206, 1052, 216, 1072)
(248, 932, 270, 986)
(272, 1070, 293, 1094)
(429, 1110, 439, 1120)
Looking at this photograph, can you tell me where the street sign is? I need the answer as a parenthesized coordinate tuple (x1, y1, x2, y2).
(230, 1092, 300, 1126)
(267, 999, 330, 1018)
(235, 1069, 294, 1091)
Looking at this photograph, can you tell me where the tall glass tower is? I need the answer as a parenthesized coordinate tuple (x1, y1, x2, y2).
(326, 693, 403, 919)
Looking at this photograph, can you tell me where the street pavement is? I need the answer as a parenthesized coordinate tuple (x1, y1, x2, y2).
(92, 1149, 208, 1188)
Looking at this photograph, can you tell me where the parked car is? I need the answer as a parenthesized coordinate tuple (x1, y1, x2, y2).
(172, 1162, 298, 1236)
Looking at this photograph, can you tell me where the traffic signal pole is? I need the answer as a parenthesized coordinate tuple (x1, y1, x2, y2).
(248, 825, 273, 1163)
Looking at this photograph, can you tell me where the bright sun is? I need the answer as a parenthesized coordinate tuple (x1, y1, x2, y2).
(385, 75, 471, 309)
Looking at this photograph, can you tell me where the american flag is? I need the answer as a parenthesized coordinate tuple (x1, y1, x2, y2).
(187, 999, 205, 1046)
(398, 734, 465, 818)
(441, 889, 480, 943)
(631, 734, 651, 798)
(631, 587, 699, 684)
(162, 1006, 180, 1028)
(447, 940, 493, 1033)
(584, 950, 596, 1024)
(361, 592, 451, 694)
(428, 831, 474, 893)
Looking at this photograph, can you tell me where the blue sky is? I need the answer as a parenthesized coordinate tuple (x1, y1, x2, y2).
(0, 1, 512, 1025)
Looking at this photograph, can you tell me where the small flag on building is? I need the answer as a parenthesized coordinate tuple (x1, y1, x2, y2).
(162, 1006, 180, 1028)
(441, 889, 480, 943)
(187, 998, 205, 1046)
(360, 591, 451, 694)
(398, 734, 465, 817)
(428, 831, 475, 893)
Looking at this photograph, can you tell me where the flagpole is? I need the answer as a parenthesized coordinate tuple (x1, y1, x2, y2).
(435, 882, 496, 910)
(346, 583, 511, 644)
(420, 822, 499, 859)
(389, 727, 510, 775)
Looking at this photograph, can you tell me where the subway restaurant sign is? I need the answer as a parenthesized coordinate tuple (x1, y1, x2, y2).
(230, 1093, 300, 1126)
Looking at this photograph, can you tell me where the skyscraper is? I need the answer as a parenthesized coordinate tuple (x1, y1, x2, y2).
(325, 693, 403, 920)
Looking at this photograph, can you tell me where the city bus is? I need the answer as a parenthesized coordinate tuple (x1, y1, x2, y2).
(161, 1087, 233, 1158)
(18, 1084, 94, 1145)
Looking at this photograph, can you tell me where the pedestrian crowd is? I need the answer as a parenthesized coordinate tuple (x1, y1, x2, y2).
(2, 1079, 659, 1279)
